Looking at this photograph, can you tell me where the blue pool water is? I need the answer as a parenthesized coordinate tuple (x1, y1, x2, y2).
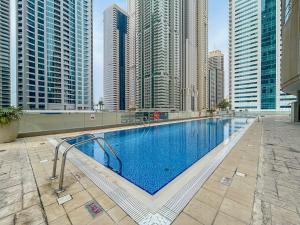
(67, 118, 248, 195)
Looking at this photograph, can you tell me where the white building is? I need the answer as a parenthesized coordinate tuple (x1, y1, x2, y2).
(229, 0, 296, 111)
(103, 4, 129, 111)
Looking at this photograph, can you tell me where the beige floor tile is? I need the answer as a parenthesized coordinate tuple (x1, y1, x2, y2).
(78, 176, 95, 189)
(86, 184, 106, 198)
(219, 198, 252, 224)
(0, 215, 14, 225)
(23, 191, 40, 208)
(95, 194, 116, 211)
(87, 213, 115, 225)
(48, 215, 71, 225)
(58, 181, 84, 198)
(119, 216, 138, 225)
(45, 202, 66, 222)
(194, 187, 224, 210)
(213, 212, 246, 225)
(203, 178, 229, 197)
(68, 204, 95, 225)
(172, 213, 204, 225)
(107, 205, 127, 222)
(225, 185, 254, 208)
(15, 205, 46, 225)
(63, 190, 92, 212)
(184, 199, 217, 225)
(0, 201, 22, 219)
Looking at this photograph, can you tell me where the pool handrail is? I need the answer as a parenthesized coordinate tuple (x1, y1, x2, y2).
(50, 134, 92, 180)
(50, 133, 110, 180)
(55, 136, 122, 193)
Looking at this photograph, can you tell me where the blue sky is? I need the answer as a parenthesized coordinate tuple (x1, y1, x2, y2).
(95, 0, 229, 102)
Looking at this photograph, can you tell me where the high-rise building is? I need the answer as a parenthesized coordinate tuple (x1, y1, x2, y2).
(0, 0, 10, 108)
(181, 0, 199, 112)
(103, 4, 129, 111)
(208, 69, 217, 110)
(208, 50, 224, 109)
(134, 0, 208, 112)
(281, 0, 300, 121)
(16, 0, 93, 110)
(127, 0, 136, 110)
(229, 0, 296, 111)
(135, 0, 181, 110)
(197, 0, 208, 112)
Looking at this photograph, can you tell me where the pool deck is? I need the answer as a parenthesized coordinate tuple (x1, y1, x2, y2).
(0, 116, 299, 225)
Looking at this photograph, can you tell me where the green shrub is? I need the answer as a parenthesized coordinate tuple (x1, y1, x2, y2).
(0, 107, 23, 126)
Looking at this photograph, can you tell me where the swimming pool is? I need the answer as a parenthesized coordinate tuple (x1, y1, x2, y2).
(67, 117, 248, 195)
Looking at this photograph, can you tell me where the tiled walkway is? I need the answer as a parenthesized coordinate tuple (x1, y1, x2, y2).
(0, 117, 299, 225)
(252, 117, 300, 225)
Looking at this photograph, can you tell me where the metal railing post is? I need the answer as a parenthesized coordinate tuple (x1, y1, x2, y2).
(56, 145, 72, 193)
(55, 136, 122, 193)
(50, 144, 60, 180)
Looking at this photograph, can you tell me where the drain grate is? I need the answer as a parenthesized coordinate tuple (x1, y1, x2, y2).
(85, 201, 103, 218)
(220, 177, 232, 186)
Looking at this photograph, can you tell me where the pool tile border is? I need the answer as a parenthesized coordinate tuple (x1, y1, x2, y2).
(49, 118, 255, 225)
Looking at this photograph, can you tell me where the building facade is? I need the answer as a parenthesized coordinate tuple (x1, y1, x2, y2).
(229, 0, 296, 111)
(103, 4, 129, 111)
(16, 0, 93, 110)
(208, 50, 224, 110)
(197, 0, 208, 112)
(281, 0, 300, 121)
(127, 0, 136, 110)
(135, 0, 181, 110)
(182, 0, 198, 111)
(0, 0, 10, 108)
(134, 0, 208, 112)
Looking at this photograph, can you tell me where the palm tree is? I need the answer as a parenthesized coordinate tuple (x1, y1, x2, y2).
(217, 99, 231, 110)
(98, 100, 104, 111)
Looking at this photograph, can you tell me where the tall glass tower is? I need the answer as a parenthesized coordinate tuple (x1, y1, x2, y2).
(0, 0, 10, 108)
(103, 4, 129, 111)
(16, 0, 93, 110)
(229, 0, 296, 111)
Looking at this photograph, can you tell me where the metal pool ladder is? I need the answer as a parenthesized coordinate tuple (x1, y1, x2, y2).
(50, 134, 122, 193)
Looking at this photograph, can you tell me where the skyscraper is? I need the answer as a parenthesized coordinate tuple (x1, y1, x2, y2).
(135, 0, 181, 110)
(197, 0, 208, 112)
(128, 0, 136, 110)
(16, 0, 93, 110)
(103, 4, 129, 111)
(229, 0, 296, 111)
(208, 50, 224, 109)
(181, 0, 198, 112)
(0, 0, 10, 108)
(181, 0, 208, 112)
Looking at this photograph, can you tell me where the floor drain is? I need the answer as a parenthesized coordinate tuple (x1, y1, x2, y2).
(266, 143, 274, 146)
(0, 150, 6, 153)
(40, 142, 46, 145)
(220, 177, 232, 186)
(85, 201, 103, 217)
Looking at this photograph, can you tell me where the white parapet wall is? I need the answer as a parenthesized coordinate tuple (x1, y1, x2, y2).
(19, 111, 202, 137)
